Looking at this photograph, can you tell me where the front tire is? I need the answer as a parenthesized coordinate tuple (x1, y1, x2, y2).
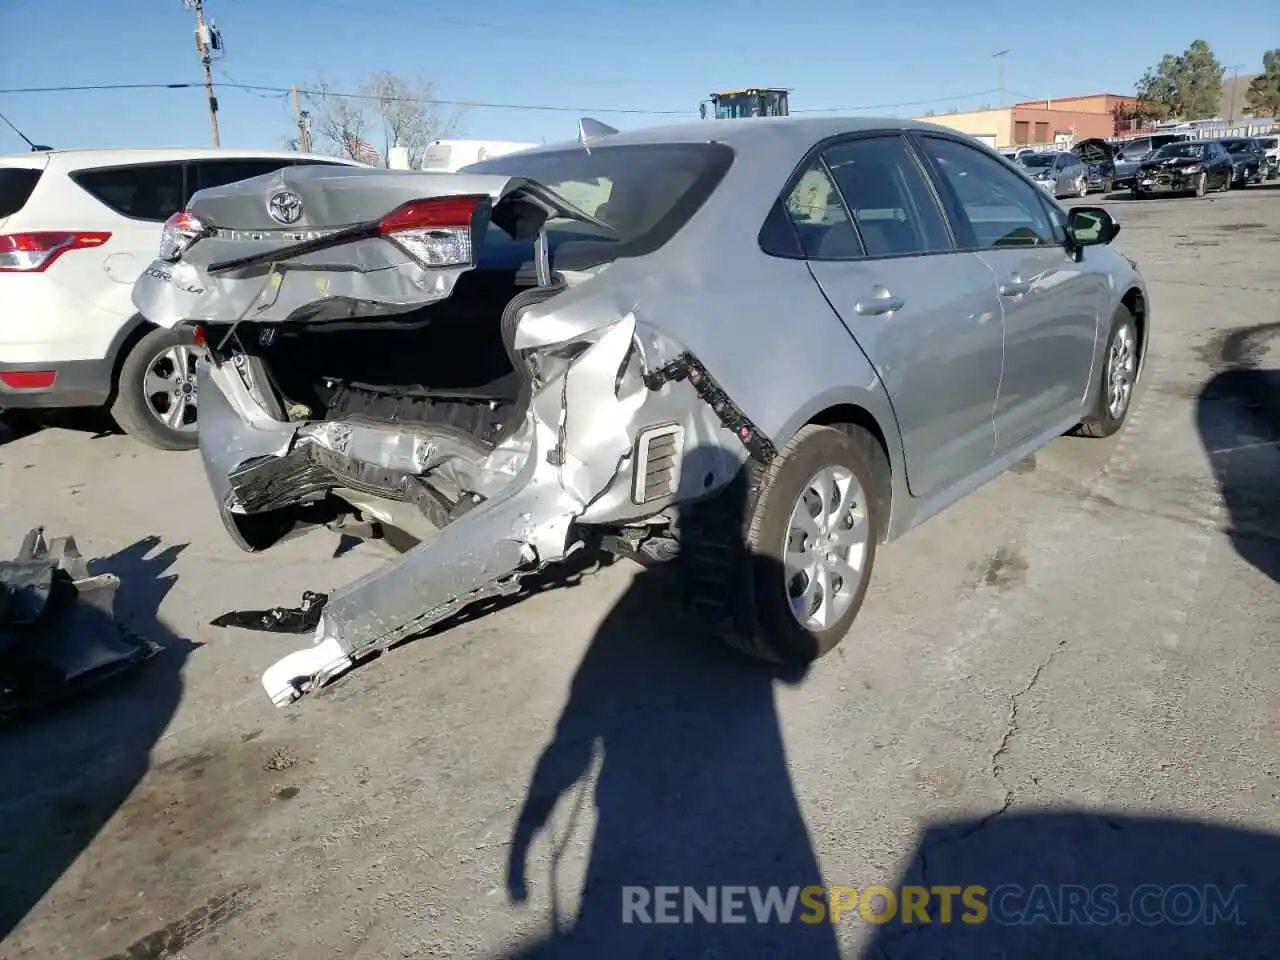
(109, 326, 202, 451)
(680, 425, 880, 665)
(1074, 307, 1139, 439)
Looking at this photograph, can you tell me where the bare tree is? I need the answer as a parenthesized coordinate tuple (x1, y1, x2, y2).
(294, 72, 466, 168)
(302, 76, 374, 162)
(359, 71, 466, 168)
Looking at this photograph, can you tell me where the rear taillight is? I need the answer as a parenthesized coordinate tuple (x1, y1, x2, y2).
(0, 232, 111, 272)
(377, 194, 486, 268)
(158, 210, 210, 262)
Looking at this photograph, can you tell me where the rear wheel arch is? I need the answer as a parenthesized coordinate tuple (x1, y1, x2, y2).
(105, 314, 158, 401)
(1121, 287, 1147, 361)
(806, 403, 893, 543)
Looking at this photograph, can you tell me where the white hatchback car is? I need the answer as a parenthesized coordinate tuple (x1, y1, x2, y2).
(0, 147, 361, 449)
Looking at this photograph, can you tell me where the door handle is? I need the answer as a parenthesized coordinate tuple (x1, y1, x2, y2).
(998, 279, 1030, 297)
(854, 295, 904, 316)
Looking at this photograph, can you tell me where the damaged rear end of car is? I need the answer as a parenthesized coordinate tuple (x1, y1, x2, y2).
(131, 146, 754, 706)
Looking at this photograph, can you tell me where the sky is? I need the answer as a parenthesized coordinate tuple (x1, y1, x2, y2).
(0, 0, 1272, 156)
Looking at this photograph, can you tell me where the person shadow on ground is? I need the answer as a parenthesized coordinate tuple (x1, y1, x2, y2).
(1194, 320, 1280, 583)
(502, 463, 844, 959)
(0, 535, 195, 943)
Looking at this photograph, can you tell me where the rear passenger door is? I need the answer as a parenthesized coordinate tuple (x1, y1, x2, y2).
(914, 134, 1102, 453)
(795, 134, 1005, 500)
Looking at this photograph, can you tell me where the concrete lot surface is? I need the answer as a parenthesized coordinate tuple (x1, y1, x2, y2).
(1, 186, 1278, 959)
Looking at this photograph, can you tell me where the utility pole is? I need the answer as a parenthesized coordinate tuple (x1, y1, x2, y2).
(291, 86, 312, 152)
(992, 49, 1010, 107)
(1225, 63, 1244, 124)
(185, 0, 223, 146)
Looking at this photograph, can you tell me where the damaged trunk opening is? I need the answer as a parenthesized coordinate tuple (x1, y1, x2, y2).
(215, 266, 566, 546)
(131, 149, 754, 707)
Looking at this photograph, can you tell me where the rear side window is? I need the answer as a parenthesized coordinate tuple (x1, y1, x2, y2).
(71, 162, 185, 222)
(0, 167, 42, 218)
(781, 158, 863, 259)
(820, 136, 952, 257)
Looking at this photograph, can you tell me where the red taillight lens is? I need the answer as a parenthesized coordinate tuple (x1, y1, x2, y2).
(0, 232, 111, 272)
(377, 195, 485, 269)
(158, 210, 209, 262)
(377, 195, 486, 234)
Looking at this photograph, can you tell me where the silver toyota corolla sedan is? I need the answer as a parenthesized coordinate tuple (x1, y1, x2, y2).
(1018, 150, 1090, 198)
(131, 116, 1150, 707)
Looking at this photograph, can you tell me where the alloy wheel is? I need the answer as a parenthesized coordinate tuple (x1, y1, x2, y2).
(142, 344, 200, 433)
(784, 465, 869, 631)
(1106, 322, 1137, 420)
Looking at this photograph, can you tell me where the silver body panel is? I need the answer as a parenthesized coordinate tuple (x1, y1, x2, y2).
(131, 116, 1151, 707)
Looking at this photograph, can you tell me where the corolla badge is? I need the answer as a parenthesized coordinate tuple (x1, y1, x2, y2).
(267, 189, 304, 225)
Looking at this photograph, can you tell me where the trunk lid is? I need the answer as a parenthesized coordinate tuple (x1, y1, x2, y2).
(132, 164, 611, 328)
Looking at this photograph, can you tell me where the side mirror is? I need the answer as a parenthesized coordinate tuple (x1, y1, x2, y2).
(1066, 206, 1120, 250)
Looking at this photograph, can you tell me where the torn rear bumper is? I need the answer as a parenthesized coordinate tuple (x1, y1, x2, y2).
(197, 311, 761, 707)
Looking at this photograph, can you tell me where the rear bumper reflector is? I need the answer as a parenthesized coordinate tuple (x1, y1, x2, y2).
(0, 370, 57, 390)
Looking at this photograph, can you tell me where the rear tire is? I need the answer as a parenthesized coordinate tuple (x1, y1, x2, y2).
(109, 326, 201, 451)
(1074, 306, 1139, 439)
(679, 425, 880, 665)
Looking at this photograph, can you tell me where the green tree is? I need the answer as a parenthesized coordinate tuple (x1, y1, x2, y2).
(1245, 50, 1280, 117)
(1135, 40, 1225, 120)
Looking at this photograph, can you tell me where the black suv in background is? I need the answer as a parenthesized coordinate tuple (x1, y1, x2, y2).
(1217, 137, 1266, 186)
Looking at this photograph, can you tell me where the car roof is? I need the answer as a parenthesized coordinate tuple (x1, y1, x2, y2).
(509, 115, 967, 157)
(0, 146, 359, 168)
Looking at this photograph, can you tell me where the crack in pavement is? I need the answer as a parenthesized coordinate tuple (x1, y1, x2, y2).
(877, 637, 1071, 959)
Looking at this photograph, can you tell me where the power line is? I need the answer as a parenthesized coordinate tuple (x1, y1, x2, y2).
(0, 80, 1015, 118)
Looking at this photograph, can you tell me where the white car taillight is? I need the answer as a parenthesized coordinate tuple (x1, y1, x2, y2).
(0, 231, 111, 272)
(158, 210, 210, 262)
(377, 195, 485, 268)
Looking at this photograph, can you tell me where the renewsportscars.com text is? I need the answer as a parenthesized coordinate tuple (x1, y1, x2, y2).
(621, 884, 1248, 926)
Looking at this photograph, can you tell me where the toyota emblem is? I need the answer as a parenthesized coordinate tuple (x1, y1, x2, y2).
(267, 189, 304, 225)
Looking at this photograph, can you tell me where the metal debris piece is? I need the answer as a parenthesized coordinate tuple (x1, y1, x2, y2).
(209, 590, 329, 634)
(0, 527, 162, 718)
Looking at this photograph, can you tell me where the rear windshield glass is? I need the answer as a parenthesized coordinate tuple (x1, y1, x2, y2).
(0, 167, 43, 218)
(461, 142, 734, 266)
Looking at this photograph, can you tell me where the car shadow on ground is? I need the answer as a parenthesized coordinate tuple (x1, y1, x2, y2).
(499, 468, 842, 959)
(1194, 321, 1280, 583)
(860, 809, 1280, 958)
(0, 535, 196, 942)
(0, 409, 122, 447)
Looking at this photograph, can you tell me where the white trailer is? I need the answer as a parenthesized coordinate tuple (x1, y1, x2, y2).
(420, 139, 539, 173)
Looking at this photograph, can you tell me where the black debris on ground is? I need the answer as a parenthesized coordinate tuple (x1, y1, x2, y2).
(0, 527, 162, 718)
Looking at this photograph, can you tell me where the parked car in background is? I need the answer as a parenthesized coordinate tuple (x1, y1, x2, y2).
(0, 147, 364, 449)
(1132, 140, 1233, 198)
(1217, 137, 1264, 187)
(1111, 133, 1190, 190)
(1256, 135, 1279, 179)
(1000, 147, 1037, 163)
(1072, 138, 1115, 194)
(130, 116, 1149, 707)
(1018, 150, 1089, 198)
